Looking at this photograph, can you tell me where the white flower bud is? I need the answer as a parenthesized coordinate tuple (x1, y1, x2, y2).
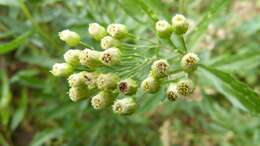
(155, 20, 173, 37)
(79, 48, 102, 67)
(118, 78, 138, 95)
(166, 84, 179, 101)
(64, 49, 81, 66)
(97, 73, 119, 90)
(112, 97, 137, 115)
(107, 24, 128, 39)
(101, 36, 119, 49)
(181, 53, 200, 72)
(68, 86, 89, 102)
(100, 47, 121, 66)
(151, 59, 170, 78)
(67, 71, 98, 88)
(88, 23, 107, 41)
(177, 80, 194, 96)
(91, 91, 114, 110)
(58, 29, 80, 46)
(50, 63, 73, 77)
(171, 14, 189, 35)
(141, 76, 160, 93)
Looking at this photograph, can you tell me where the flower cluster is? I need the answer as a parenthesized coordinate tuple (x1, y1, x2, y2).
(51, 14, 200, 115)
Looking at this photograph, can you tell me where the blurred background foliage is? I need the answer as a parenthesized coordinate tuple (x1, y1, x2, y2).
(0, 0, 260, 146)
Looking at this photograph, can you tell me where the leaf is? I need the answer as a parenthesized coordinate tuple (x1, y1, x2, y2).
(18, 55, 59, 68)
(0, 0, 19, 7)
(189, 0, 230, 49)
(29, 129, 63, 146)
(198, 65, 260, 114)
(0, 31, 32, 54)
(10, 88, 28, 131)
(0, 134, 9, 146)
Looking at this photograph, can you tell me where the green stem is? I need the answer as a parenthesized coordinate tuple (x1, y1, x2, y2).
(179, 35, 187, 52)
(179, 0, 186, 14)
(79, 41, 92, 48)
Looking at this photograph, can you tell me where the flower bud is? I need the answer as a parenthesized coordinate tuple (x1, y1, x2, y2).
(155, 20, 173, 37)
(177, 79, 194, 96)
(171, 14, 189, 35)
(97, 73, 119, 90)
(50, 63, 73, 77)
(141, 76, 160, 93)
(58, 29, 80, 46)
(68, 86, 89, 102)
(91, 91, 114, 110)
(79, 48, 102, 67)
(118, 78, 138, 95)
(181, 53, 200, 72)
(101, 36, 119, 49)
(107, 24, 128, 39)
(67, 71, 98, 89)
(64, 49, 81, 66)
(100, 47, 121, 66)
(88, 23, 107, 41)
(151, 59, 170, 78)
(166, 84, 179, 101)
(112, 97, 137, 115)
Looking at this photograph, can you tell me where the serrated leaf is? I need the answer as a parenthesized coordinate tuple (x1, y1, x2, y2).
(198, 65, 260, 114)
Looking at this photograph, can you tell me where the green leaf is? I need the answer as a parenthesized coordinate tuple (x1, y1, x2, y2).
(0, 0, 19, 7)
(29, 129, 63, 146)
(0, 31, 32, 54)
(198, 65, 260, 114)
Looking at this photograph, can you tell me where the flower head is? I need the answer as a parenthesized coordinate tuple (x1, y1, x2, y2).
(112, 97, 137, 115)
(67, 71, 98, 89)
(79, 48, 102, 67)
(181, 52, 200, 72)
(177, 79, 194, 96)
(151, 59, 170, 78)
(166, 84, 179, 101)
(64, 49, 81, 66)
(155, 20, 173, 37)
(118, 78, 138, 95)
(171, 14, 189, 35)
(88, 23, 107, 40)
(68, 86, 89, 102)
(101, 36, 119, 49)
(91, 91, 114, 110)
(50, 63, 73, 77)
(141, 76, 160, 93)
(97, 73, 119, 90)
(100, 47, 121, 66)
(58, 29, 80, 46)
(107, 24, 128, 39)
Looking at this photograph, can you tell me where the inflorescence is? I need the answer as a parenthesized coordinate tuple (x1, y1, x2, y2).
(51, 14, 200, 115)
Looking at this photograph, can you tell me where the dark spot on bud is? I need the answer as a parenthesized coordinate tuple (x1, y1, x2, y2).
(119, 82, 128, 93)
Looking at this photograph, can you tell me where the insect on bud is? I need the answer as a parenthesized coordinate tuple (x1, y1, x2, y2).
(171, 14, 189, 35)
(151, 59, 170, 78)
(141, 76, 160, 93)
(181, 52, 200, 72)
(79, 48, 102, 67)
(155, 20, 173, 37)
(100, 47, 121, 66)
(68, 86, 89, 102)
(107, 24, 128, 39)
(177, 79, 194, 96)
(101, 36, 119, 49)
(64, 49, 81, 66)
(50, 63, 73, 77)
(58, 29, 80, 46)
(112, 97, 137, 115)
(118, 79, 138, 95)
(88, 23, 107, 41)
(166, 84, 179, 101)
(97, 73, 119, 90)
(91, 91, 114, 110)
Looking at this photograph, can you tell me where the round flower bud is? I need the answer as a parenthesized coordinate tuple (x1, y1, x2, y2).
(171, 14, 189, 35)
(67, 71, 98, 89)
(58, 29, 80, 46)
(118, 79, 138, 95)
(101, 36, 119, 49)
(166, 84, 179, 101)
(79, 48, 102, 67)
(88, 23, 107, 41)
(155, 20, 173, 37)
(100, 47, 121, 66)
(91, 91, 114, 110)
(68, 73, 84, 87)
(141, 76, 160, 93)
(107, 24, 128, 39)
(68, 86, 89, 102)
(151, 59, 170, 78)
(97, 73, 119, 90)
(112, 97, 137, 115)
(177, 80, 194, 96)
(64, 49, 81, 66)
(181, 53, 200, 72)
(50, 63, 73, 77)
